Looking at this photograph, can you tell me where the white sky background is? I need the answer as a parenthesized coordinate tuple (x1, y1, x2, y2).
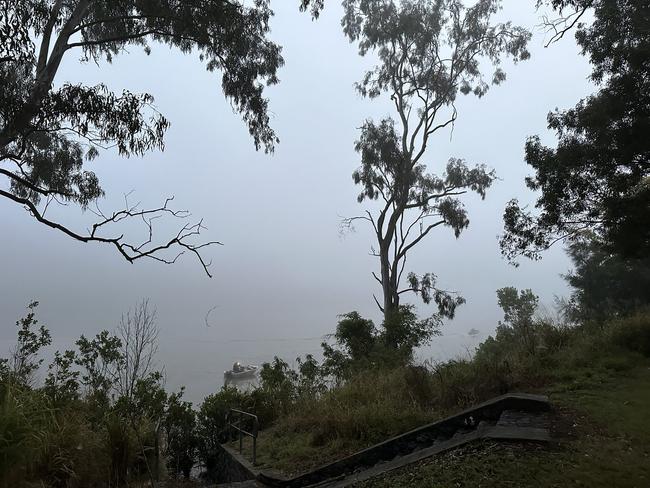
(0, 1, 594, 403)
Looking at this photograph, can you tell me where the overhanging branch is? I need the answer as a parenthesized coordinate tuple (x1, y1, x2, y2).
(0, 189, 221, 277)
(540, 4, 592, 47)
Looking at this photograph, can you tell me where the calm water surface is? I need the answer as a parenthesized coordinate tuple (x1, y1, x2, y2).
(161, 332, 483, 405)
(0, 331, 482, 406)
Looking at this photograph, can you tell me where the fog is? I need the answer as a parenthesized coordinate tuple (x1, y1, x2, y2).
(0, 2, 594, 404)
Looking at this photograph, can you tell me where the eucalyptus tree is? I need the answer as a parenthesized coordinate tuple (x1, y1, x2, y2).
(0, 0, 325, 275)
(342, 0, 530, 324)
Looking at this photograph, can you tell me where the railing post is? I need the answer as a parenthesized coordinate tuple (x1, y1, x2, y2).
(228, 408, 259, 465)
(253, 417, 258, 465)
(253, 436, 257, 465)
(238, 410, 243, 453)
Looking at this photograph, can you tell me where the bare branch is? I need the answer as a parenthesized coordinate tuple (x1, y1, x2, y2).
(397, 220, 446, 261)
(540, 4, 591, 47)
(372, 294, 384, 313)
(371, 271, 383, 285)
(339, 214, 374, 236)
(0, 189, 221, 277)
(117, 299, 159, 400)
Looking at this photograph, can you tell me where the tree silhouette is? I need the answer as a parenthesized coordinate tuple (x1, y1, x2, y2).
(342, 0, 530, 323)
(501, 0, 650, 261)
(0, 1, 325, 274)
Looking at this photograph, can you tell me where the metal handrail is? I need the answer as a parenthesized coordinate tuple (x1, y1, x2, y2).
(227, 408, 259, 465)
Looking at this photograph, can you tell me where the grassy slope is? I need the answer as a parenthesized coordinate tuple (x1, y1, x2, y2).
(233, 401, 441, 476)
(360, 365, 650, 488)
(233, 367, 446, 476)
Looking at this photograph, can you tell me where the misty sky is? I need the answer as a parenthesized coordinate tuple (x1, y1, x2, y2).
(0, 2, 595, 403)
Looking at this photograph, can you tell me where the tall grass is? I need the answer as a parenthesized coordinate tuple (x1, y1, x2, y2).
(0, 385, 158, 488)
(280, 366, 439, 445)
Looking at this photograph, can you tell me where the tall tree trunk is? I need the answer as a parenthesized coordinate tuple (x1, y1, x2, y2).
(380, 241, 400, 325)
(380, 242, 393, 319)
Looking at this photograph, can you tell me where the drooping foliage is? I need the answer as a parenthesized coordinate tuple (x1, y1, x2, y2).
(342, 0, 530, 339)
(0, 1, 321, 273)
(501, 0, 650, 261)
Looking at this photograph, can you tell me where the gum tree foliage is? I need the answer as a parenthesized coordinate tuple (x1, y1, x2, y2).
(0, 1, 325, 275)
(295, 353, 327, 397)
(381, 303, 441, 351)
(44, 348, 80, 405)
(501, 0, 650, 262)
(341, 0, 531, 326)
(258, 356, 298, 415)
(75, 329, 123, 403)
(321, 311, 377, 379)
(497, 287, 538, 328)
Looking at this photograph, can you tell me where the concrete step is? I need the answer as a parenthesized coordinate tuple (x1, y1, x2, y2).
(497, 409, 550, 430)
(315, 419, 549, 487)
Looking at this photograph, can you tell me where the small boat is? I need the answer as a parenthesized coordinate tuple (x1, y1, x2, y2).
(224, 362, 258, 382)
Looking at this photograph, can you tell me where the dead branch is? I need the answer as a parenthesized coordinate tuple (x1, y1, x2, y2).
(540, 4, 592, 47)
(0, 188, 221, 277)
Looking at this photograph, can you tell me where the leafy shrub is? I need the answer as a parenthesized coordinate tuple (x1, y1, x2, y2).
(0, 302, 185, 487)
(165, 391, 197, 479)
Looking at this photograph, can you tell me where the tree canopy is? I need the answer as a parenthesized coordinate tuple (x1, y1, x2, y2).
(0, 1, 324, 275)
(501, 0, 650, 262)
(342, 0, 530, 325)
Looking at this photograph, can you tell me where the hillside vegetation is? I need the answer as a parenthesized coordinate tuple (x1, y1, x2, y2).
(230, 310, 650, 476)
(3, 251, 649, 486)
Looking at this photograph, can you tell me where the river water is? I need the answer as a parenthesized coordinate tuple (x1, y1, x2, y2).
(0, 330, 483, 406)
(161, 332, 484, 405)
